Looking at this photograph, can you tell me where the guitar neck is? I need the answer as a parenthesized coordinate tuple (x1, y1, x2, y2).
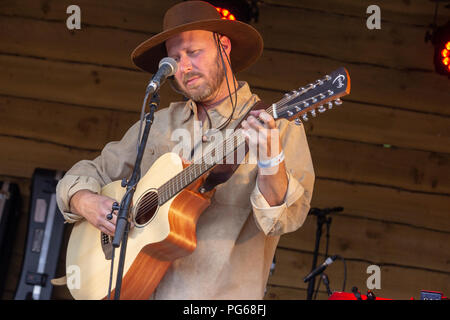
(157, 67, 351, 204)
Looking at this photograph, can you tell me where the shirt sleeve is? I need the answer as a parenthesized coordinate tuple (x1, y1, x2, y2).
(250, 119, 315, 236)
(55, 120, 142, 223)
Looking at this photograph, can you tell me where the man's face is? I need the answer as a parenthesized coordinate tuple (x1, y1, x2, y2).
(166, 30, 225, 102)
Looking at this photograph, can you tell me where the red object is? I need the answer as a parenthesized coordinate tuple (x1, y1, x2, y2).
(328, 292, 392, 300)
(215, 7, 236, 20)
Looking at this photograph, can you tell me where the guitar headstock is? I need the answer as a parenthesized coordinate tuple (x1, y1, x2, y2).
(272, 67, 351, 123)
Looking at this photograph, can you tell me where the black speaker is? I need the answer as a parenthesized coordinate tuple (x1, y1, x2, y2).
(0, 180, 21, 297)
(14, 169, 66, 300)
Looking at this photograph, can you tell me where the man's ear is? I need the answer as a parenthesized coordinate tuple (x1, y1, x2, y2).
(218, 34, 232, 57)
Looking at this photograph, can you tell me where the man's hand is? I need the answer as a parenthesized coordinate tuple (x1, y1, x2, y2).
(69, 190, 118, 236)
(241, 109, 288, 206)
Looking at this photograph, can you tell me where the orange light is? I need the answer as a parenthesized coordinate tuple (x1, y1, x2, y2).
(446, 42, 450, 50)
(442, 49, 449, 57)
(443, 57, 450, 66)
(215, 6, 237, 21)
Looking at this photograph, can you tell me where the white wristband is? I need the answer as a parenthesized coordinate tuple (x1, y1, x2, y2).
(257, 150, 285, 168)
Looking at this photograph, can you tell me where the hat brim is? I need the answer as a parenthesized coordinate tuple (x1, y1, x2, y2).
(131, 19, 263, 74)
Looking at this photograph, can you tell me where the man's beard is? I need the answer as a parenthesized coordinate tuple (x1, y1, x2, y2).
(173, 56, 225, 102)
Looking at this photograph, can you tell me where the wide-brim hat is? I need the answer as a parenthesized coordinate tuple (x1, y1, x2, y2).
(131, 1, 263, 74)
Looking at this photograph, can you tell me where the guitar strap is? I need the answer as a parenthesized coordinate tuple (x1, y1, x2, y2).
(199, 99, 268, 193)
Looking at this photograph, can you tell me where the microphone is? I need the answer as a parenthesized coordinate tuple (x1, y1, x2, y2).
(146, 57, 178, 94)
(303, 255, 339, 283)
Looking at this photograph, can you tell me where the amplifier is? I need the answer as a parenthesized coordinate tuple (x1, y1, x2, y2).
(14, 169, 66, 300)
(0, 180, 21, 297)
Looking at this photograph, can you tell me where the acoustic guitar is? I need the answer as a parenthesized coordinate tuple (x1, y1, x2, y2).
(66, 67, 351, 299)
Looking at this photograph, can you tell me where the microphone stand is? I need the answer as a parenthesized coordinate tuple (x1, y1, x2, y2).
(112, 92, 160, 300)
(306, 207, 342, 300)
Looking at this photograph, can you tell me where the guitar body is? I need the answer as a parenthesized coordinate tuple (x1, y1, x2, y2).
(66, 152, 214, 300)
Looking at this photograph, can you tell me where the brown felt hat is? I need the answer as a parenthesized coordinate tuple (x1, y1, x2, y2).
(131, 1, 263, 74)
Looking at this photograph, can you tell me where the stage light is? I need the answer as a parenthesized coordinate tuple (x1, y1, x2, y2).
(202, 0, 260, 23)
(432, 21, 450, 76)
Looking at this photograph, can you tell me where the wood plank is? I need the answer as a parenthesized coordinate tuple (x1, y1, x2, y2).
(265, 0, 449, 26)
(0, 15, 145, 70)
(244, 50, 450, 116)
(257, 3, 436, 71)
(308, 135, 450, 195)
(279, 213, 450, 272)
(0, 0, 176, 32)
(296, 99, 450, 155)
(0, 54, 182, 112)
(0, 136, 98, 178)
(268, 248, 450, 300)
(312, 179, 450, 233)
(0, 95, 139, 151)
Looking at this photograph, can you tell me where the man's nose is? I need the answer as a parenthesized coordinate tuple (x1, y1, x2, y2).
(178, 55, 193, 74)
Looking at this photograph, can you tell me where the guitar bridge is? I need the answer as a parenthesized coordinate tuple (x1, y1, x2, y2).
(101, 232, 113, 260)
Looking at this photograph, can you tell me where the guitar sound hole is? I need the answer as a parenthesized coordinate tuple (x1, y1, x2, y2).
(134, 190, 159, 227)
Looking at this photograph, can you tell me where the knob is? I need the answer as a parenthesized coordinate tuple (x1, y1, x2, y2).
(327, 102, 333, 109)
(310, 109, 317, 117)
(334, 98, 343, 106)
(302, 114, 309, 121)
(294, 118, 302, 126)
(318, 105, 326, 113)
(107, 202, 120, 220)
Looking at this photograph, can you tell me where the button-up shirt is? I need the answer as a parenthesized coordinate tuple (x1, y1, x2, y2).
(56, 81, 315, 299)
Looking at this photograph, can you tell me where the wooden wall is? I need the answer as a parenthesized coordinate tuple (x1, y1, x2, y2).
(1, 0, 449, 300)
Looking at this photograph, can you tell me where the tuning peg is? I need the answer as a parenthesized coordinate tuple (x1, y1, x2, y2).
(311, 97, 318, 103)
(334, 98, 343, 106)
(315, 79, 324, 86)
(310, 109, 317, 117)
(303, 102, 310, 108)
(327, 90, 334, 96)
(287, 110, 294, 117)
(294, 118, 302, 126)
(319, 93, 326, 99)
(318, 105, 326, 113)
(302, 114, 309, 122)
(294, 105, 301, 112)
(325, 75, 332, 81)
(327, 102, 333, 109)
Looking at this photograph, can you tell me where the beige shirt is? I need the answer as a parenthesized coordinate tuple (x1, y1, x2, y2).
(56, 82, 315, 299)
